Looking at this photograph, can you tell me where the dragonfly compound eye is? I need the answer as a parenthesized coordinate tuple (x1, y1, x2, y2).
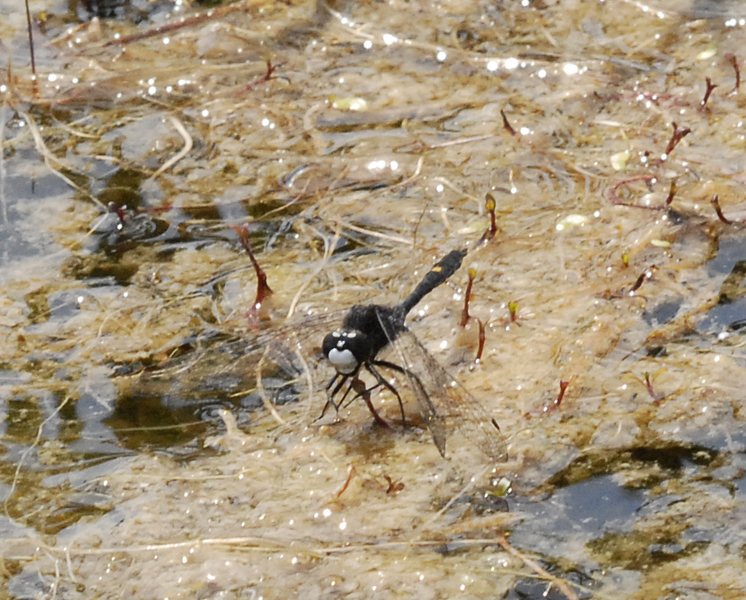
(322, 330, 369, 375)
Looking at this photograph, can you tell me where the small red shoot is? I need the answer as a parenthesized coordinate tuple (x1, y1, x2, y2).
(665, 179, 677, 206)
(107, 202, 128, 227)
(711, 194, 735, 225)
(475, 318, 486, 363)
(335, 465, 357, 499)
(556, 380, 569, 407)
(479, 193, 499, 245)
(699, 77, 718, 111)
(726, 53, 740, 94)
(508, 300, 519, 323)
(643, 372, 656, 398)
(501, 109, 517, 136)
(629, 271, 647, 294)
(233, 225, 273, 325)
(663, 122, 691, 158)
(609, 175, 658, 208)
(460, 268, 476, 327)
(383, 474, 405, 494)
(239, 59, 277, 93)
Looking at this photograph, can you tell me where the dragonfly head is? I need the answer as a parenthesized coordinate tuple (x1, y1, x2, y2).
(322, 329, 369, 375)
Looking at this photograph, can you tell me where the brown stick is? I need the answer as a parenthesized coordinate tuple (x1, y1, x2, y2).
(496, 534, 580, 600)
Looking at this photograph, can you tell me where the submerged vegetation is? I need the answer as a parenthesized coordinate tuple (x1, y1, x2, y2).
(3, 0, 746, 597)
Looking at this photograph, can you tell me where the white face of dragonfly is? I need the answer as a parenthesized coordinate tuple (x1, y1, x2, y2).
(322, 330, 368, 375)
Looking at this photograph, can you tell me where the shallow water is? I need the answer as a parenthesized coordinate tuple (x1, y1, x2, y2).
(4, 0, 746, 598)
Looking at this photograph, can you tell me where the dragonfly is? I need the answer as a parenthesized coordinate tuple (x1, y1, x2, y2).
(140, 249, 507, 462)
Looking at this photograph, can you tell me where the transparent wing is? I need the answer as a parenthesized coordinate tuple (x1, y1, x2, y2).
(133, 311, 346, 410)
(377, 310, 508, 462)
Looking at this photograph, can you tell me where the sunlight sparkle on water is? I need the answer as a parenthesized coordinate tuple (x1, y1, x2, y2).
(563, 63, 579, 75)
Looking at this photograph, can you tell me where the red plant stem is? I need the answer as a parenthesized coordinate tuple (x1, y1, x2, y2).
(663, 122, 691, 157)
(609, 175, 657, 207)
(699, 77, 718, 111)
(665, 179, 677, 205)
(501, 109, 517, 136)
(726, 53, 740, 94)
(644, 372, 656, 398)
(476, 318, 486, 362)
(461, 268, 476, 327)
(233, 225, 273, 311)
(630, 271, 647, 293)
(509, 301, 518, 323)
(711, 194, 735, 225)
(556, 380, 569, 407)
(239, 59, 277, 93)
(479, 194, 498, 244)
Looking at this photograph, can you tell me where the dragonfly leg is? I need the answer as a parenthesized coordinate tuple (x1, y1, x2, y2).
(351, 377, 390, 428)
(367, 362, 407, 426)
(317, 373, 348, 422)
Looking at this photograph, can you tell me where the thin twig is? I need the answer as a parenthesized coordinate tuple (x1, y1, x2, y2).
(0, 102, 6, 224)
(496, 533, 580, 600)
(25, 0, 37, 82)
(4, 396, 72, 519)
(415, 464, 495, 533)
(151, 115, 193, 179)
(337, 220, 413, 246)
(19, 109, 105, 209)
(256, 348, 288, 427)
(103, 0, 268, 47)
(286, 228, 338, 318)
(427, 134, 496, 149)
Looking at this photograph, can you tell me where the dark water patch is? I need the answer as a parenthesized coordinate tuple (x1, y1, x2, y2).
(95, 167, 147, 209)
(705, 232, 746, 278)
(643, 299, 683, 327)
(512, 475, 647, 549)
(507, 442, 723, 567)
(506, 567, 596, 600)
(105, 392, 212, 449)
(587, 530, 707, 570)
(698, 234, 746, 333)
(547, 443, 719, 490)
